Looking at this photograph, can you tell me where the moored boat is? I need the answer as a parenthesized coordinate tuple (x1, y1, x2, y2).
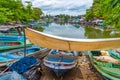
(43, 50, 78, 77)
(88, 50, 120, 80)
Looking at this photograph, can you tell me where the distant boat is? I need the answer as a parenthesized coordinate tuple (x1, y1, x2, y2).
(88, 50, 120, 80)
(44, 50, 78, 77)
(0, 40, 32, 50)
(0, 46, 40, 63)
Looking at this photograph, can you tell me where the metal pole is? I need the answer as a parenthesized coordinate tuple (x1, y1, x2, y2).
(23, 27, 26, 57)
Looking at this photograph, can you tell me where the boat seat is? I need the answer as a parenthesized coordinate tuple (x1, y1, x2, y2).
(91, 51, 101, 56)
(93, 56, 120, 64)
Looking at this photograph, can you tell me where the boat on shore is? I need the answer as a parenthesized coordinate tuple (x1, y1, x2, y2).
(107, 50, 120, 60)
(43, 50, 78, 77)
(0, 46, 40, 60)
(0, 39, 32, 51)
(88, 50, 120, 80)
(0, 36, 24, 41)
(0, 48, 50, 67)
(0, 46, 40, 66)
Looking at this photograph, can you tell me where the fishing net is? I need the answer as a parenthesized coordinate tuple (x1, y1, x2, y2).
(10, 56, 38, 74)
(0, 71, 26, 80)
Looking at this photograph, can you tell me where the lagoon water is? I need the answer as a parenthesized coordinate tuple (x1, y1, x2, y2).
(36, 23, 120, 39)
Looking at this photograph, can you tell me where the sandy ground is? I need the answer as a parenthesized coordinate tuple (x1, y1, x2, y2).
(40, 55, 104, 80)
(0, 51, 104, 80)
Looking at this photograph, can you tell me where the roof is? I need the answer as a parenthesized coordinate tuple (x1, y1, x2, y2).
(0, 25, 23, 31)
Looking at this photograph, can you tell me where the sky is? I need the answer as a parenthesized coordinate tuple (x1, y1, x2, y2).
(22, 0, 93, 16)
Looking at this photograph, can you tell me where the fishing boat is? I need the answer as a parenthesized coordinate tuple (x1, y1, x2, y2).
(0, 39, 32, 51)
(43, 50, 78, 77)
(107, 49, 120, 60)
(2, 46, 40, 58)
(0, 48, 50, 67)
(0, 56, 40, 80)
(25, 28, 120, 51)
(88, 50, 120, 80)
(0, 36, 24, 41)
(0, 46, 40, 61)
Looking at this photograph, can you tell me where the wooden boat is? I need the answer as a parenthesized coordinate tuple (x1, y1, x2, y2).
(108, 50, 120, 60)
(0, 46, 40, 59)
(0, 36, 24, 41)
(0, 40, 32, 51)
(25, 28, 120, 51)
(0, 57, 40, 80)
(0, 46, 40, 63)
(116, 48, 120, 53)
(0, 48, 50, 67)
(43, 50, 78, 77)
(88, 50, 120, 80)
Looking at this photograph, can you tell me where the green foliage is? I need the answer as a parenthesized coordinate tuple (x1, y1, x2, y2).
(32, 8, 43, 20)
(0, 0, 43, 24)
(85, 0, 120, 29)
(58, 14, 70, 21)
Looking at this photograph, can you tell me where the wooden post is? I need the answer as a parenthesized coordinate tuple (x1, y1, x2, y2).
(16, 27, 22, 36)
(23, 26, 26, 57)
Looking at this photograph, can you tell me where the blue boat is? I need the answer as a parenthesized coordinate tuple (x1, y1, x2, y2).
(43, 50, 78, 77)
(0, 46, 40, 63)
(0, 36, 32, 50)
(0, 56, 13, 62)
(0, 36, 24, 41)
(0, 40, 32, 51)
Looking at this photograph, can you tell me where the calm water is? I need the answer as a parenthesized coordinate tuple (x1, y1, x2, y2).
(35, 23, 120, 39)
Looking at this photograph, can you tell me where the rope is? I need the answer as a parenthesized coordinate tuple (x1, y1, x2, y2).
(0, 66, 9, 76)
(0, 60, 13, 75)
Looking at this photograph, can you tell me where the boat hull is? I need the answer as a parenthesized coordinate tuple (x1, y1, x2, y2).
(0, 41, 32, 51)
(0, 36, 24, 41)
(0, 46, 40, 62)
(52, 69, 69, 77)
(89, 51, 120, 80)
(44, 54, 77, 77)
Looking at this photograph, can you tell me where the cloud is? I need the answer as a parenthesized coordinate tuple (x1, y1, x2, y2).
(22, 0, 93, 15)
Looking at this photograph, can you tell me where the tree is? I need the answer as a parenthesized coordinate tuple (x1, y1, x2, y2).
(0, 0, 43, 24)
(85, 0, 120, 29)
(32, 8, 43, 20)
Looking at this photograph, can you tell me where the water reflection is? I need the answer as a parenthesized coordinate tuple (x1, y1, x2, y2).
(35, 23, 120, 39)
(43, 23, 86, 39)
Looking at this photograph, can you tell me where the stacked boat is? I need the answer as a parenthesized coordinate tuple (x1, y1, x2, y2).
(0, 36, 32, 50)
(0, 46, 40, 62)
(88, 50, 120, 80)
(43, 50, 78, 77)
(0, 34, 40, 66)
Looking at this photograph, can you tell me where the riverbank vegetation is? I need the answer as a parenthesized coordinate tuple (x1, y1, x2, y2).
(85, 0, 120, 29)
(0, 0, 43, 24)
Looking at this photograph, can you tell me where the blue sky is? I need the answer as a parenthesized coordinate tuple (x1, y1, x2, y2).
(22, 0, 93, 16)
